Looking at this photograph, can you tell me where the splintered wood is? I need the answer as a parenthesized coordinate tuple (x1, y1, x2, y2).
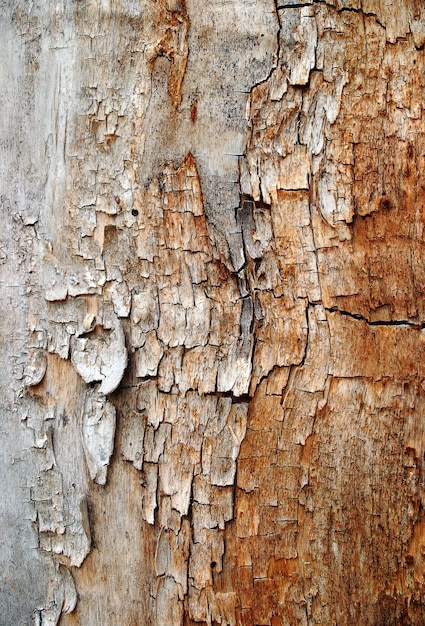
(2, 0, 425, 624)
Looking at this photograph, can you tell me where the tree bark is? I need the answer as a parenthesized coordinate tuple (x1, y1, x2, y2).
(2, 1, 425, 624)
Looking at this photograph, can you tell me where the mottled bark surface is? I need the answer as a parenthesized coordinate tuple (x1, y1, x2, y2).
(2, 1, 425, 625)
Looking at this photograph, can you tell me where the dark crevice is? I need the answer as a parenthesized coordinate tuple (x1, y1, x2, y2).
(277, 2, 315, 7)
(217, 390, 252, 404)
(134, 373, 253, 402)
(339, 8, 385, 31)
(326, 307, 423, 329)
(277, 1, 386, 31)
(135, 374, 160, 383)
(300, 304, 312, 367)
(243, 0, 282, 95)
(240, 193, 271, 212)
(280, 364, 297, 407)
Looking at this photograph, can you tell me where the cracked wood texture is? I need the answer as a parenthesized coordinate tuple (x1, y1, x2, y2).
(2, 1, 425, 625)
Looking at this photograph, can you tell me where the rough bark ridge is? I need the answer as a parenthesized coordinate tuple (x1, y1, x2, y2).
(1, 0, 425, 625)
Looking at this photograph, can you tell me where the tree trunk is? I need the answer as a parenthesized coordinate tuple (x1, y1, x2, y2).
(2, 1, 425, 624)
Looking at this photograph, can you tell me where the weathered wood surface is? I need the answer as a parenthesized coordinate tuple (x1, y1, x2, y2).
(2, 1, 425, 624)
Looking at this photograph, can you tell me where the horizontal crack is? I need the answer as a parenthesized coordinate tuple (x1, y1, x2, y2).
(326, 307, 423, 329)
(276, 1, 386, 29)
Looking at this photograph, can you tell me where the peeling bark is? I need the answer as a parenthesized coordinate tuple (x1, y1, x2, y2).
(2, 1, 425, 625)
